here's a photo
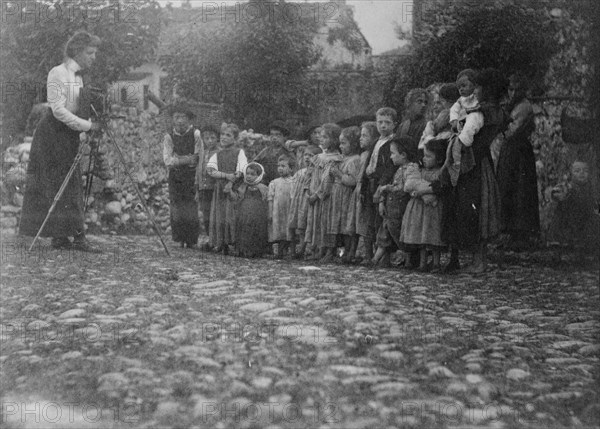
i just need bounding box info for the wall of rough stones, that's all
[531,99,597,236]
[528,4,598,237]
[83,105,172,236]
[0,105,173,237]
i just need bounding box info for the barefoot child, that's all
[321,126,362,263]
[371,137,417,267]
[400,139,448,271]
[268,155,295,258]
[288,146,322,258]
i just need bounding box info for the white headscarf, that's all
[243,162,264,186]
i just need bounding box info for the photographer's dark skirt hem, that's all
[19,109,85,238]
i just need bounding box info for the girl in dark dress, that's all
[206,124,248,254]
[231,163,269,258]
[20,31,102,252]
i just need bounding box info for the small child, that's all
[400,139,448,271]
[254,121,296,184]
[354,122,379,263]
[372,137,418,267]
[419,83,460,150]
[206,123,248,254]
[288,145,323,258]
[321,126,362,263]
[268,155,296,258]
[230,162,269,258]
[309,126,323,149]
[284,125,322,164]
[162,103,202,249]
[305,123,343,260]
[549,160,599,252]
[197,125,220,247]
[446,69,481,186]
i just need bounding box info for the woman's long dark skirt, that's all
[497,127,540,238]
[168,167,200,245]
[19,109,85,238]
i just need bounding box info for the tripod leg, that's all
[28,144,86,252]
[84,137,98,212]
[95,114,170,256]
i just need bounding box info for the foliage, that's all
[0,0,163,147]
[158,0,320,131]
[326,6,367,56]
[383,0,598,238]
[384,3,556,114]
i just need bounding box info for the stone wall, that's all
[0,105,173,237]
[531,99,597,236]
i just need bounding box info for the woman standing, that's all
[20,31,102,252]
[444,68,506,273]
[496,73,540,250]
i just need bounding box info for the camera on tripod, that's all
[80,85,107,121]
[81,85,126,125]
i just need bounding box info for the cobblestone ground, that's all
[1,235,598,429]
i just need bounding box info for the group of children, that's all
[162,102,452,270]
[163,67,598,269]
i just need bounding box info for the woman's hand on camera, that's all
[89,122,102,132]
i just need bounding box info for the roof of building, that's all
[377,45,412,56]
[158,1,371,56]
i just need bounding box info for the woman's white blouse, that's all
[458,111,484,147]
[46,58,92,132]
